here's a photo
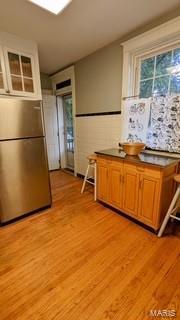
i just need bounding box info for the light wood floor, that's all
[0,170,179,320]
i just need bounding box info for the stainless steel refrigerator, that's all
[0,98,51,223]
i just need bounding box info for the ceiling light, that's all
[28,0,72,15]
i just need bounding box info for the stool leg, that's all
[94,163,97,201]
[158,186,180,237]
[81,164,90,194]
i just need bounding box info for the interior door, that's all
[63,94,74,170]
[43,95,60,171]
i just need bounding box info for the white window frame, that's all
[0,45,8,94]
[121,17,180,99]
[135,43,180,97]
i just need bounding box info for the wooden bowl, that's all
[121,142,145,156]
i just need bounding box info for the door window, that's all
[63,94,74,170]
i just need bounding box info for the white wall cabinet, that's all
[0,32,42,100]
[0,46,8,94]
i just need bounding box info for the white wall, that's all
[76,114,122,175]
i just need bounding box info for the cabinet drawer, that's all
[97,157,112,166]
[124,162,161,178]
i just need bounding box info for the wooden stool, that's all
[158,174,180,237]
[81,154,97,201]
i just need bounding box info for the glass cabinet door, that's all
[6,49,35,96]
[0,60,4,90]
[0,47,8,94]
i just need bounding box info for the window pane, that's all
[0,73,4,89]
[11,76,23,91]
[140,57,155,80]
[170,75,180,94]
[8,53,21,75]
[139,79,153,98]
[173,48,180,65]
[21,56,32,77]
[153,76,169,95]
[155,51,172,76]
[24,78,34,92]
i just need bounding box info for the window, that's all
[137,46,180,98]
[121,17,180,99]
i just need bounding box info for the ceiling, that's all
[0,0,179,74]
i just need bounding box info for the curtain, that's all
[121,98,151,143]
[147,95,180,153]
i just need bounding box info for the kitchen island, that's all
[95,148,179,231]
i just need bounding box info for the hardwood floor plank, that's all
[0,170,179,320]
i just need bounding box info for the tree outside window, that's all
[139,47,180,98]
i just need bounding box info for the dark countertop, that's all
[95,148,180,168]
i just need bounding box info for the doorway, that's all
[63,94,74,170]
[42,94,60,171]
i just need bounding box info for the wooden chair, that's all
[158,174,180,237]
[81,154,97,201]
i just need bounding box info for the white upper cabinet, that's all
[0,46,8,94]
[0,32,42,99]
[5,49,36,97]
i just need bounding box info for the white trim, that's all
[121,17,180,51]
[51,66,77,176]
[0,45,8,94]
[121,17,180,98]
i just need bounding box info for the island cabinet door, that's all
[122,165,139,217]
[137,174,160,228]
[109,164,123,209]
[97,161,109,202]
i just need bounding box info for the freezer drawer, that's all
[0,137,51,222]
[0,99,44,140]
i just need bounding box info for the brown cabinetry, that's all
[109,163,123,209]
[138,174,160,226]
[123,164,139,217]
[97,160,109,202]
[97,156,178,230]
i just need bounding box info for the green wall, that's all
[40,72,52,90]
[75,8,180,115]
